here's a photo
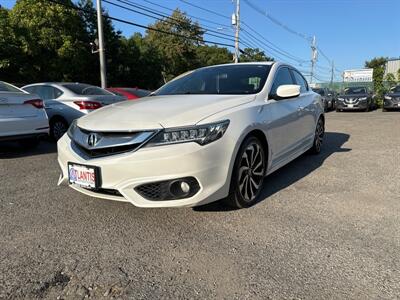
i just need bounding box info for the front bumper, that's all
[57,134,235,207]
[336,101,368,110]
[383,98,400,109]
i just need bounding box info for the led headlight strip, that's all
[147,120,230,146]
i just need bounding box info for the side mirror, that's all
[274,84,301,100]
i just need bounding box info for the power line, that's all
[241,28,308,64]
[241,24,308,63]
[242,0,311,42]
[45,0,235,48]
[178,0,230,20]
[242,0,341,72]
[140,0,229,28]
[104,0,236,43]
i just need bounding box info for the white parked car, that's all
[0,81,48,147]
[57,62,324,208]
[22,83,125,140]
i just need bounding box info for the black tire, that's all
[50,118,68,141]
[309,117,325,155]
[19,138,39,149]
[224,136,266,209]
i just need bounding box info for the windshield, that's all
[312,88,325,96]
[154,64,271,96]
[344,87,367,95]
[390,85,400,93]
[63,83,112,96]
[0,81,23,93]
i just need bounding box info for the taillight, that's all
[73,101,102,110]
[24,99,44,109]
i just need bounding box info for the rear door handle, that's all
[0,98,8,104]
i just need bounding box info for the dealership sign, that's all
[343,69,373,82]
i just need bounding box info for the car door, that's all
[291,69,316,143]
[263,67,304,167]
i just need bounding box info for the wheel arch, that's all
[49,114,69,126]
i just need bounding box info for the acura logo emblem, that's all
[87,133,100,147]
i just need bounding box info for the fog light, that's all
[170,180,192,197]
[180,182,190,194]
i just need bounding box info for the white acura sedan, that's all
[57,62,324,208]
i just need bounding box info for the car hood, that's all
[77,94,256,131]
[387,92,400,97]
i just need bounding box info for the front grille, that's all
[135,177,200,201]
[73,141,141,158]
[71,127,156,159]
[344,98,359,104]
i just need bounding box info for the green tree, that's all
[9,0,90,83]
[240,48,274,62]
[384,73,396,88]
[0,7,23,82]
[195,45,232,66]
[145,9,204,82]
[397,68,400,83]
[365,57,387,107]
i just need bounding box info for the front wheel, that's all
[50,118,68,141]
[224,136,266,209]
[309,117,325,155]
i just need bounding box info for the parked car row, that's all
[0,81,151,146]
[311,87,336,111]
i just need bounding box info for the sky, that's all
[1,0,399,81]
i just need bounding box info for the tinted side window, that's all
[292,70,308,93]
[23,86,37,94]
[270,67,294,96]
[36,86,56,100]
[53,87,63,98]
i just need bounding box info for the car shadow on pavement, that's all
[194,132,351,212]
[0,140,57,159]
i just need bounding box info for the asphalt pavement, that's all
[1,110,399,299]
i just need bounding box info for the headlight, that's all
[147,120,230,146]
[337,97,344,101]
[384,95,392,100]
[359,97,367,101]
[67,120,78,139]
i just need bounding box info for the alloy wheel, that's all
[52,121,68,140]
[238,142,265,202]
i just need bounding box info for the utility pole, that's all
[96,0,107,88]
[330,61,334,88]
[310,35,317,84]
[233,0,240,63]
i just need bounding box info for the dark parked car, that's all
[312,87,334,111]
[336,87,374,112]
[383,85,400,111]
[107,87,151,100]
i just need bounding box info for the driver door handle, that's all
[297,106,304,111]
[0,98,8,104]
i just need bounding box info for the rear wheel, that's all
[309,117,324,154]
[224,136,266,209]
[50,118,68,141]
